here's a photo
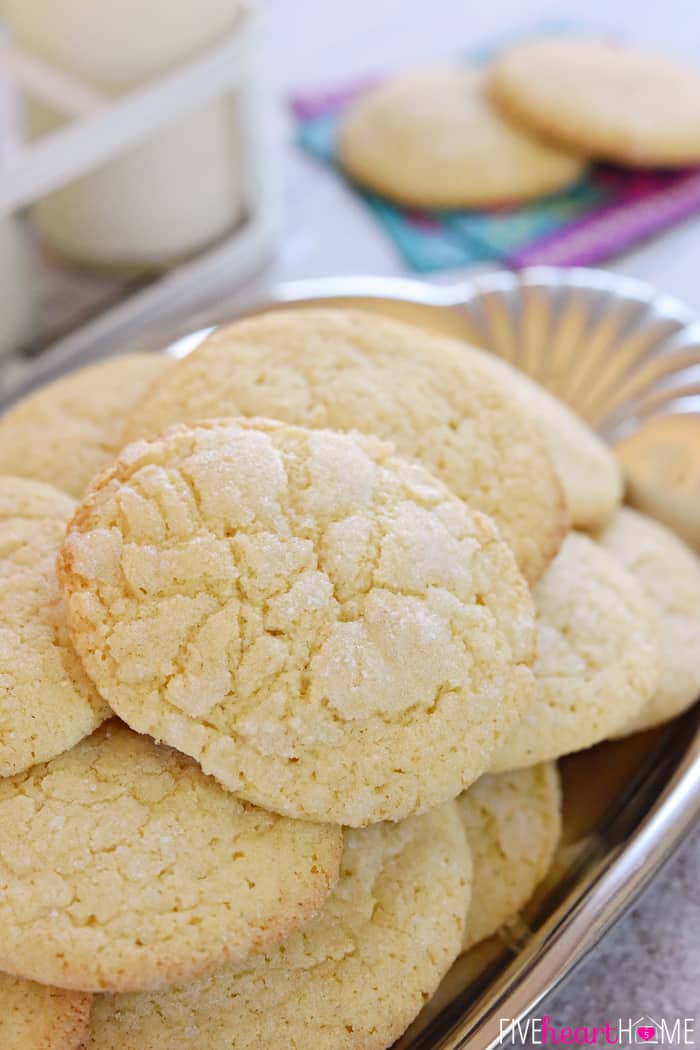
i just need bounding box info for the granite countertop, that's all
[258,0,700,1029]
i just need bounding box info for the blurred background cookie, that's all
[488,37,700,167]
[337,67,585,208]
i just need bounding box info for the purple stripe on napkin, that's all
[290,78,378,121]
[511,170,700,267]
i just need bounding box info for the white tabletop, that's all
[256,0,700,1032]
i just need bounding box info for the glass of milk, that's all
[2,0,249,271]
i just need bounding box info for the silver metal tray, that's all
[1,267,699,1049]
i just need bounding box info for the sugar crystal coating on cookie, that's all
[0,722,343,993]
[86,803,471,1050]
[59,419,536,826]
[0,476,110,777]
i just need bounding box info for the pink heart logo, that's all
[637,1027,656,1042]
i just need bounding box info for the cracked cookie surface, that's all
[86,802,471,1050]
[457,763,561,951]
[122,308,568,584]
[491,532,659,771]
[59,419,536,826]
[0,476,110,776]
[0,721,343,993]
[0,974,91,1050]
[599,508,700,734]
[0,354,169,498]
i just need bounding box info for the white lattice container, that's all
[0,1,275,368]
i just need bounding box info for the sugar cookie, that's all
[457,763,561,951]
[0,974,91,1050]
[598,508,700,733]
[0,722,343,992]
[0,354,168,498]
[469,350,623,530]
[86,803,471,1050]
[492,532,659,770]
[489,37,700,167]
[59,419,536,826]
[0,476,109,776]
[122,308,568,583]
[338,67,584,208]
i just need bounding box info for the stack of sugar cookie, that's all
[338,38,700,209]
[0,308,698,1050]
